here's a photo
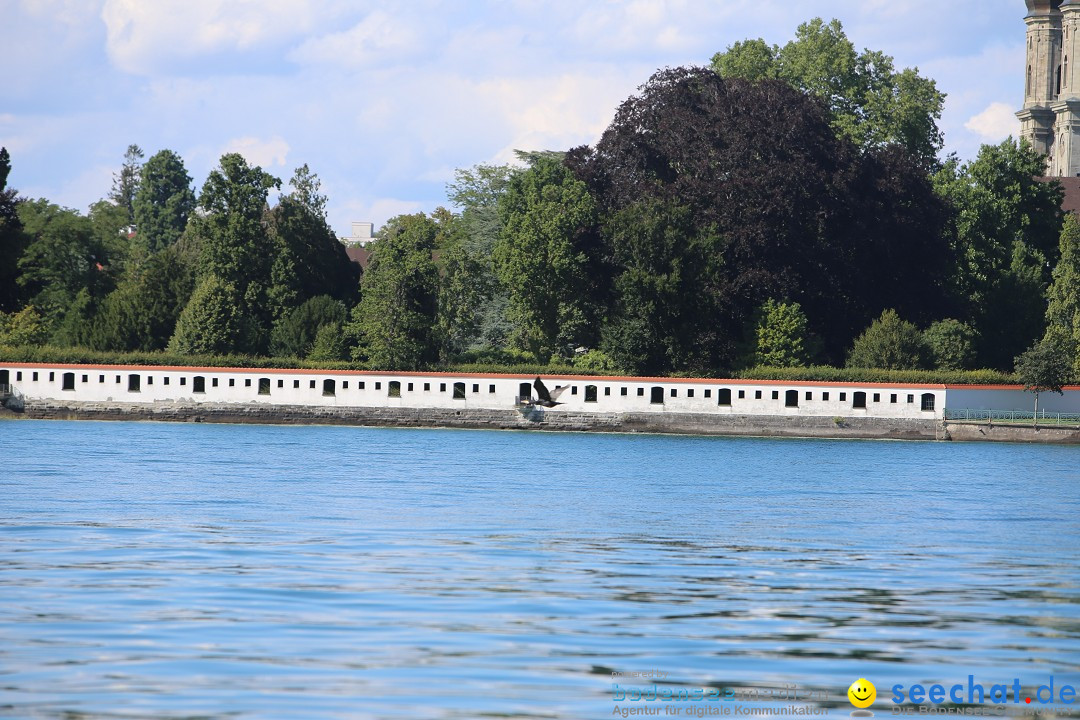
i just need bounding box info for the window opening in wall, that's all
[277,379,284,388]
[907,394,914,404]
[650,386,664,404]
[921,393,936,412]
[147,376,153,385]
[310,380,316,389]
[1,370,8,385]
[890,393,897,403]
[128,374,140,392]
[180,377,186,386]
[771,390,779,400]
[229,378,235,387]
[822,391,829,401]
[670,388,677,398]
[359,382,365,390]
[873,393,880,403]
[62,372,75,391]
[49,372,54,381]
[785,389,799,407]
[519,382,532,402]
[687,389,694,398]
[839,392,846,401]
[585,385,598,402]
[805,391,812,401]
[570,386,577,396]
[704,389,711,398]
[81,374,88,383]
[212,378,218,387]
[424,382,430,391]
[259,378,271,395]
[489,384,496,394]
[853,391,866,409]
[621,387,628,396]
[453,382,466,399]
[99,375,105,383]
[738,390,745,399]
[245,378,251,387]
[293,379,299,389]
[440,383,447,392]
[323,379,336,396]
[637,387,645,397]
[718,388,731,406]
[163,377,169,386]
[193,376,206,393]
[407,382,413,392]
[755,390,762,399]
[604,387,611,396]
[389,381,401,397]
[342,381,348,389]
[472,383,479,393]
[375,382,381,390]
[16,371,22,381]
[32,372,38,381]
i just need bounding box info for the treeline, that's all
[1,18,1079,387]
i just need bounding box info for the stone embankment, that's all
[3,399,947,440]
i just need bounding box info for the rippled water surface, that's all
[1,420,1078,719]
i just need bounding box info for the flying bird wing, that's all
[548,384,571,401]
[533,377,552,403]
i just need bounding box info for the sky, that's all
[1,0,1025,237]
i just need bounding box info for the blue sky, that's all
[1,0,1023,237]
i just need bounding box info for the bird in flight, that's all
[532,377,570,408]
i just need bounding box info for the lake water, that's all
[1,420,1078,719]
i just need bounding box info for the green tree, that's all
[1015,337,1072,424]
[133,149,195,255]
[266,165,360,324]
[433,208,491,361]
[1045,213,1080,378]
[16,200,110,322]
[933,139,1063,368]
[168,275,247,355]
[923,318,978,371]
[187,153,281,354]
[711,18,945,166]
[270,295,347,358]
[751,299,815,367]
[347,213,439,369]
[110,144,144,224]
[495,154,595,363]
[307,322,348,362]
[0,147,28,313]
[0,305,50,346]
[846,309,927,370]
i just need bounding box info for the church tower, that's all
[1019,0,1080,176]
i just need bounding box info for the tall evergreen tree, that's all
[133,149,195,255]
[0,147,27,313]
[109,144,144,224]
[1044,213,1080,377]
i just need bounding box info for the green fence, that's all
[945,408,1080,426]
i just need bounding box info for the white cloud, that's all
[222,136,290,168]
[288,10,424,68]
[964,102,1020,142]
[101,0,330,74]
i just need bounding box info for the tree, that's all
[751,299,815,367]
[568,66,950,368]
[495,153,595,363]
[133,149,195,255]
[1045,213,1080,377]
[266,165,360,324]
[1015,337,1072,425]
[347,213,439,369]
[846,309,927,370]
[433,208,491,361]
[110,144,144,224]
[16,200,111,321]
[933,139,1063,368]
[186,153,281,354]
[269,295,347,358]
[168,275,247,355]
[923,319,978,371]
[0,305,50,346]
[711,18,945,167]
[0,147,27,313]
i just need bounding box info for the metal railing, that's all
[0,383,11,398]
[945,408,1080,426]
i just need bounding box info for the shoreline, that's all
[6,399,1079,443]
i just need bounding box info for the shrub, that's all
[846,309,928,370]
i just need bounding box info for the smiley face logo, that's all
[848,678,876,708]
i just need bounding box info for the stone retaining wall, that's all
[3,400,946,440]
